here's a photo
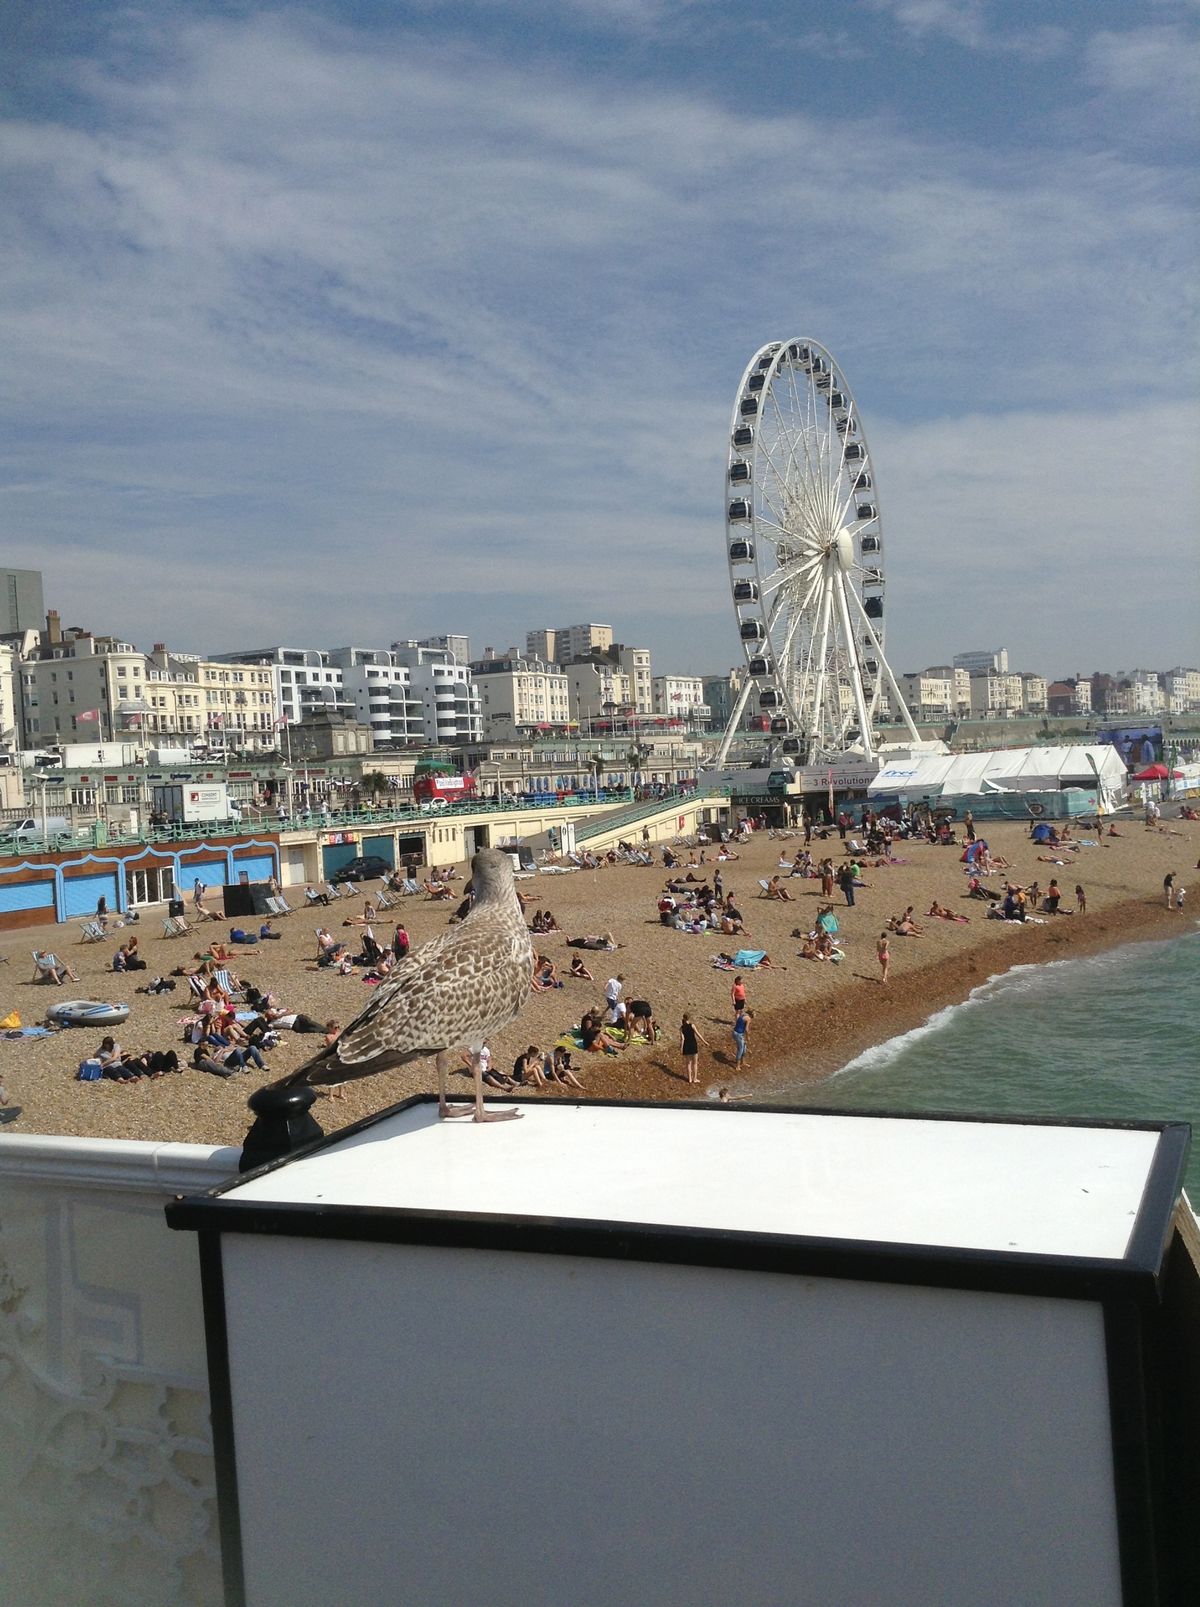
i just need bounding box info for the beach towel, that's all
[732,949,767,968]
[5,1026,52,1039]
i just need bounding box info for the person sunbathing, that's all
[928,901,969,923]
[800,935,819,960]
[568,953,593,981]
[422,880,452,899]
[765,876,794,901]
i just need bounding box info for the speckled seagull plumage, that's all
[278,848,533,1121]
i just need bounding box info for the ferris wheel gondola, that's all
[717,339,920,767]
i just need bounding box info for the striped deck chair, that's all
[162,914,190,938]
[78,920,110,943]
[212,968,245,1001]
[398,878,420,896]
[264,896,289,917]
[187,974,207,1003]
[374,886,397,910]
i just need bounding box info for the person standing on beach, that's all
[679,1013,708,1085]
[731,1006,750,1066]
[837,862,856,907]
[1163,872,1175,908]
[193,878,205,915]
[876,932,890,983]
[963,809,975,844]
[730,974,747,1013]
[1074,884,1086,915]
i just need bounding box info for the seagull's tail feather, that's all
[269,1042,432,1092]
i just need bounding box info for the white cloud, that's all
[1082,24,1200,137]
[866,0,1068,59]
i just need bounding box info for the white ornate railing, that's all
[0,1137,238,1606]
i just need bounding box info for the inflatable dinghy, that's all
[46,1000,131,1029]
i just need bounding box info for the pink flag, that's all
[275,715,289,729]
[76,709,100,723]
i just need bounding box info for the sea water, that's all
[801,923,1200,1202]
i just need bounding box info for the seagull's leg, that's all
[437,1051,473,1118]
[474,1056,521,1123]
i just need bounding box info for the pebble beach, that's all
[0,816,1193,1148]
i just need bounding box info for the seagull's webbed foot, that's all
[473,1105,522,1123]
[439,1101,476,1119]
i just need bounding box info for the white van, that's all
[2,815,72,845]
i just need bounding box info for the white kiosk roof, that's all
[227,1102,1165,1264]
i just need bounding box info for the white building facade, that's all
[471,653,572,739]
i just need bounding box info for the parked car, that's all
[329,855,394,884]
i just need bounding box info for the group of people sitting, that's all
[315,921,409,980]
[657,886,749,937]
[475,1043,585,1092]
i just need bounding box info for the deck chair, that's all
[757,879,773,897]
[374,886,396,910]
[187,974,207,1002]
[398,878,420,896]
[423,882,452,900]
[304,888,326,908]
[162,914,190,938]
[32,951,68,984]
[321,882,344,901]
[78,920,110,943]
[212,968,245,1001]
[264,895,291,917]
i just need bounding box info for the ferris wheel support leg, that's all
[834,575,877,761]
[849,591,923,747]
[714,677,755,768]
[808,578,836,752]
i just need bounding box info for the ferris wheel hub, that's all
[834,528,854,570]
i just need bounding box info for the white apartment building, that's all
[1020,673,1048,715]
[565,659,633,728]
[217,642,481,748]
[651,675,710,725]
[0,642,22,747]
[326,648,424,748]
[391,640,482,746]
[894,670,957,721]
[1112,670,1166,717]
[615,645,654,714]
[213,647,355,731]
[1163,667,1200,713]
[471,653,572,739]
[21,624,150,747]
[143,647,276,751]
[526,623,614,665]
[968,670,1025,718]
[954,648,1009,675]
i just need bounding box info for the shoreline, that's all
[0,816,1194,1145]
[565,891,1190,1105]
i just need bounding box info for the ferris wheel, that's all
[716,339,920,766]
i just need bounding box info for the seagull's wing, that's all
[281,915,533,1087]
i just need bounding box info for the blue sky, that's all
[3,0,1197,680]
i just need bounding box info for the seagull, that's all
[274,847,533,1122]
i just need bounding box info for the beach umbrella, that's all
[1131,763,1180,781]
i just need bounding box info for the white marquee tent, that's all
[868,745,1128,812]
